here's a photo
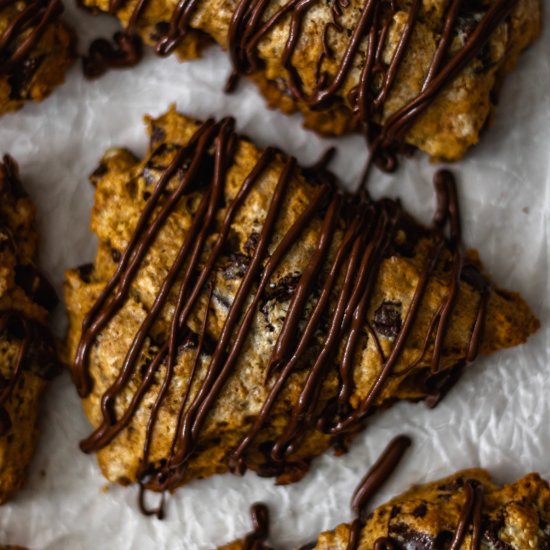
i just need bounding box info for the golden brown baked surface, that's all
[0,155,59,504]
[64,108,538,504]
[0,0,76,116]
[312,470,550,549]
[80,0,541,162]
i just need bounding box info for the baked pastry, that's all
[0,0,76,116]
[65,108,538,515]
[80,0,541,163]
[0,155,59,503]
[219,437,550,549]
[313,469,550,549]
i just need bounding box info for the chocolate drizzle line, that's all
[449,479,484,550]
[73,118,489,517]
[242,503,272,550]
[0,0,64,74]
[82,0,517,170]
[347,435,411,550]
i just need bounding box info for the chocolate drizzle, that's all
[242,503,272,550]
[82,0,517,168]
[347,435,411,550]
[0,0,64,75]
[449,479,484,550]
[73,118,489,516]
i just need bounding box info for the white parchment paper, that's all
[0,4,548,548]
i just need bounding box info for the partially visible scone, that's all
[313,470,550,549]
[65,109,538,507]
[0,155,59,503]
[79,0,541,162]
[0,0,76,116]
[218,470,550,549]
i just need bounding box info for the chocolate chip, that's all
[374,301,402,338]
[178,330,199,351]
[25,324,60,380]
[221,253,250,280]
[412,503,427,518]
[149,21,170,42]
[460,263,487,292]
[243,232,260,256]
[389,522,437,550]
[264,275,301,304]
[390,505,402,518]
[15,265,58,311]
[150,124,167,146]
[0,155,27,199]
[111,248,122,263]
[8,55,45,100]
[77,263,94,283]
[437,477,465,493]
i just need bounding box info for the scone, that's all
[79,0,541,163]
[0,0,76,116]
[311,469,550,549]
[220,468,550,549]
[0,155,60,504]
[220,437,550,549]
[65,108,538,514]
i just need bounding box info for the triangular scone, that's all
[78,0,541,161]
[311,470,550,549]
[65,109,538,502]
[0,156,59,503]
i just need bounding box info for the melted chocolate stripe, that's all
[243,503,271,550]
[75,118,488,515]
[449,480,485,550]
[347,434,411,550]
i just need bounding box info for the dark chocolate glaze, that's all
[73,118,489,517]
[449,479,484,550]
[347,435,411,550]
[82,0,517,168]
[0,0,64,75]
[243,503,272,550]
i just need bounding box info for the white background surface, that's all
[0,3,548,549]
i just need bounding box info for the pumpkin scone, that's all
[310,469,550,549]
[0,155,60,504]
[65,108,538,514]
[221,438,550,549]
[0,0,76,116]
[80,0,541,163]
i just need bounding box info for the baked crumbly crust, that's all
[312,470,550,549]
[0,0,76,116]
[79,0,541,162]
[64,108,538,499]
[0,156,59,504]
